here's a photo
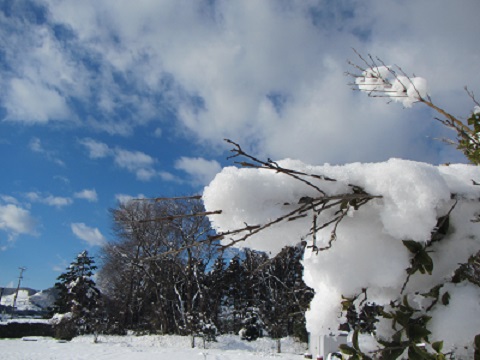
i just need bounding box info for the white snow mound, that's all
[203,158,480,355]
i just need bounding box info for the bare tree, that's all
[99,197,218,335]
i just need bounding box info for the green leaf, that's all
[475,334,480,350]
[381,309,394,319]
[339,344,357,356]
[352,329,360,351]
[408,263,421,275]
[395,311,411,327]
[418,265,426,274]
[417,250,434,275]
[403,240,423,253]
[441,291,450,306]
[341,294,355,301]
[419,315,432,325]
[341,300,352,311]
[392,331,403,344]
[341,295,354,311]
[408,346,425,360]
[407,324,431,342]
[432,340,443,353]
[408,344,433,360]
[422,284,442,299]
[382,347,405,359]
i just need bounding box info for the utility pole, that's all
[11,267,26,319]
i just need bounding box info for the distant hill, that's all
[0,287,58,317]
[1,287,41,296]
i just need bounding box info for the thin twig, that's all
[139,210,223,223]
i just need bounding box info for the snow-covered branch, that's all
[348,50,480,166]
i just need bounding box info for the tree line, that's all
[51,198,313,342]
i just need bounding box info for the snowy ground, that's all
[0,334,307,360]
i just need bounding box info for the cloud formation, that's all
[2,1,479,165]
[25,192,73,208]
[78,138,112,159]
[29,137,64,166]
[71,222,106,247]
[74,189,98,202]
[113,148,157,181]
[175,157,222,186]
[6,77,70,123]
[79,138,159,181]
[0,202,37,244]
[0,0,478,291]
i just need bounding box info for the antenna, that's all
[11,267,26,318]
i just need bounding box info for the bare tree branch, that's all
[138,210,223,224]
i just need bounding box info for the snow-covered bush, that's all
[51,312,76,340]
[204,155,480,357]
[203,57,480,358]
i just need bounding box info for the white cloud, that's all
[115,193,146,204]
[1,195,20,206]
[71,222,106,247]
[113,148,157,181]
[25,192,73,208]
[0,13,87,125]
[2,1,479,165]
[74,189,98,202]
[24,192,41,202]
[79,137,159,181]
[79,138,112,159]
[5,77,70,123]
[29,137,43,152]
[175,157,222,186]
[159,171,176,182]
[43,196,72,208]
[29,137,64,166]
[0,204,37,238]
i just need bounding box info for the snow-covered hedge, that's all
[0,321,54,338]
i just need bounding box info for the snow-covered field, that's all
[0,334,306,360]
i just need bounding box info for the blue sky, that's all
[1,0,479,290]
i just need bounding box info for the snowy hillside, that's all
[0,288,56,313]
[29,288,58,310]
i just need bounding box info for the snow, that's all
[0,334,306,360]
[354,66,428,107]
[203,158,480,356]
[0,289,42,312]
[429,282,480,357]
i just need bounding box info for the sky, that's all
[0,0,479,291]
